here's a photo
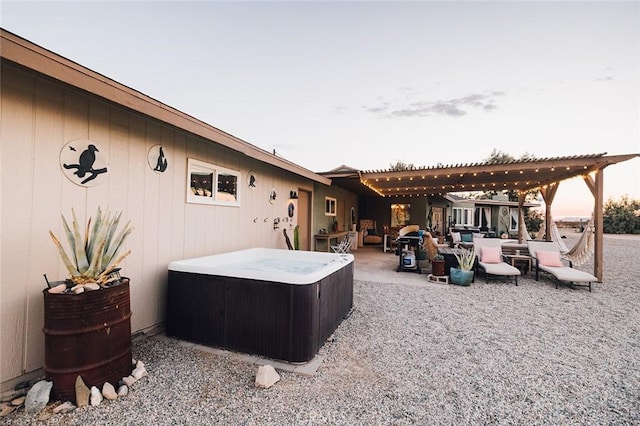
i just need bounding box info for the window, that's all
[452,207,474,226]
[187,158,240,206]
[325,197,336,216]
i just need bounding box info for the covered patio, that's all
[328,153,639,281]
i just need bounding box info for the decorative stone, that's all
[90,386,103,406]
[102,382,117,400]
[255,364,281,389]
[37,411,52,421]
[53,401,76,414]
[11,396,25,406]
[75,376,90,407]
[132,366,147,380]
[117,385,128,397]
[122,375,136,386]
[48,283,67,294]
[135,360,145,369]
[0,403,17,417]
[73,286,85,294]
[1,387,27,403]
[84,283,100,291]
[25,380,53,413]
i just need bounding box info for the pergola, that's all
[328,153,639,281]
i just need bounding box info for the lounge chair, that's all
[527,241,597,292]
[359,219,383,245]
[473,238,521,285]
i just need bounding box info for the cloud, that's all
[364,91,504,118]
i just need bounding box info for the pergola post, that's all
[583,171,604,281]
[540,184,559,241]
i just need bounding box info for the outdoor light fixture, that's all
[289,191,298,199]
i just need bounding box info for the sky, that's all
[2,1,639,217]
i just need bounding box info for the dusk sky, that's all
[2,1,638,217]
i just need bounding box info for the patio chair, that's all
[527,240,597,292]
[473,238,520,285]
[331,234,353,253]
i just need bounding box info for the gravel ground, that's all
[5,234,640,425]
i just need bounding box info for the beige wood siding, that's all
[0,63,314,384]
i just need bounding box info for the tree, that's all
[603,196,640,234]
[389,160,416,171]
[476,149,539,202]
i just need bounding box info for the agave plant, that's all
[454,248,476,271]
[49,207,133,286]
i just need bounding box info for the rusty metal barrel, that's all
[43,279,132,401]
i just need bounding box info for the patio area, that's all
[6,234,640,425]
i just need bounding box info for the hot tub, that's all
[166,248,354,363]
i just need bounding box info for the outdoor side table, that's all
[506,254,532,276]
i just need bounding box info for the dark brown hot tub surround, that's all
[166,248,354,363]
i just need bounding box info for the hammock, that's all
[537,216,594,266]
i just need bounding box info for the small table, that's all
[506,254,532,276]
[314,231,347,252]
[383,233,397,253]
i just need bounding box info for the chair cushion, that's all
[481,247,502,264]
[451,232,461,243]
[537,250,563,267]
[461,233,474,243]
[480,261,520,276]
[537,265,596,282]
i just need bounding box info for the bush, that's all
[603,196,640,234]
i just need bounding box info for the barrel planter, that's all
[43,279,133,401]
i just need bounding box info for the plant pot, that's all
[450,267,474,286]
[416,249,427,261]
[432,260,446,276]
[43,279,133,401]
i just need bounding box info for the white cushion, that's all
[480,261,521,276]
[537,265,596,282]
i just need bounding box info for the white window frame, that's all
[186,158,240,207]
[452,207,474,226]
[325,196,337,216]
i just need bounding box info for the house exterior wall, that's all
[312,183,358,248]
[0,62,318,385]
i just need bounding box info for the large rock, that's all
[255,365,280,389]
[75,376,90,407]
[53,401,76,414]
[25,380,52,413]
[102,382,117,400]
[90,386,103,406]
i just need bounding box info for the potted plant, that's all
[416,245,427,261]
[451,248,476,286]
[44,207,134,401]
[431,254,446,276]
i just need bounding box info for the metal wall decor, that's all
[60,140,108,187]
[269,189,277,204]
[247,171,257,189]
[148,144,169,173]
